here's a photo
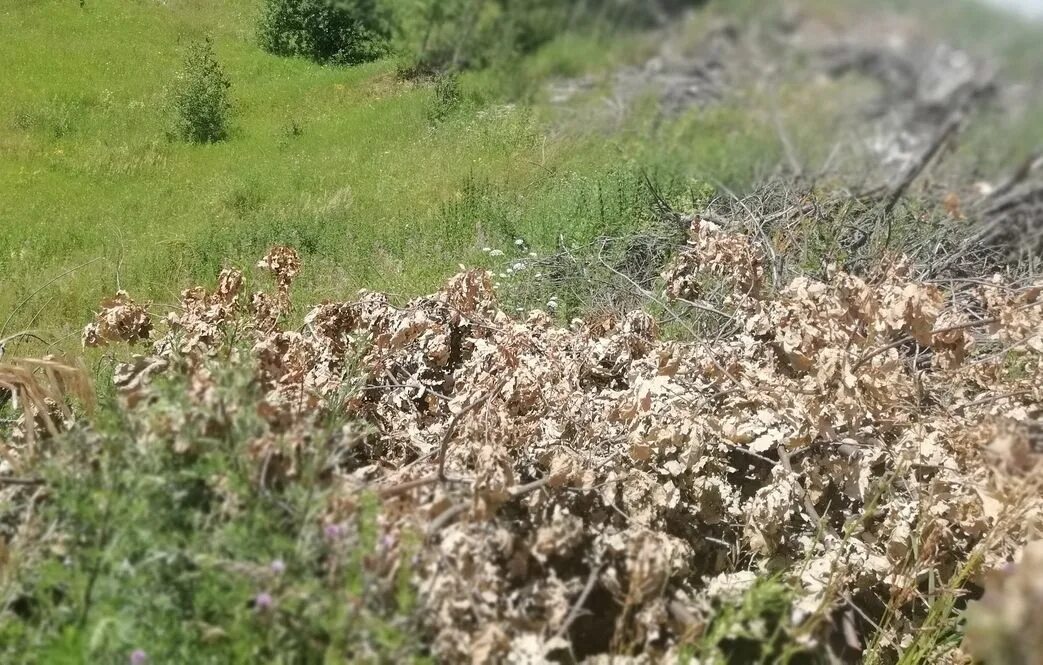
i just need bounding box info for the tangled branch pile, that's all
[83,231,1043,662]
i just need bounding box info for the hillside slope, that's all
[2,1,1043,663]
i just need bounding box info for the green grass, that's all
[0,356,429,664]
[0,0,785,354]
[4,0,1042,358]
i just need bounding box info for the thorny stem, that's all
[776,444,837,538]
[0,331,51,359]
[848,306,1043,371]
[78,497,114,628]
[436,377,508,481]
[553,561,604,641]
[0,476,45,486]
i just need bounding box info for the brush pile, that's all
[81,227,1043,662]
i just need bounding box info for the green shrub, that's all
[399,0,566,74]
[169,38,232,143]
[397,0,703,76]
[258,0,393,65]
[427,73,462,122]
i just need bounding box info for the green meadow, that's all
[0,0,784,354]
[5,0,1038,351]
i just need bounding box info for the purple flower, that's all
[129,650,148,665]
[324,523,346,541]
[255,591,274,611]
[380,534,395,551]
[270,559,286,575]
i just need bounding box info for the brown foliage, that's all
[84,237,1043,661]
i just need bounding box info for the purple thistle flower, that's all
[270,559,286,575]
[324,523,345,541]
[129,650,148,665]
[255,591,275,611]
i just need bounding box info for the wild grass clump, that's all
[426,73,462,123]
[168,37,232,144]
[258,0,393,65]
[0,340,426,663]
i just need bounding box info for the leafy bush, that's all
[398,0,565,74]
[397,0,704,76]
[169,38,232,143]
[426,73,462,122]
[258,0,393,65]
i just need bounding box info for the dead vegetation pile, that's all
[0,355,92,465]
[75,235,1043,663]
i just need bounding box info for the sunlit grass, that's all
[0,0,781,352]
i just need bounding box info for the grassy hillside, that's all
[0,0,782,353]
[3,1,1043,663]
[5,0,1039,350]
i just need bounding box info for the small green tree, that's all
[170,38,232,143]
[258,0,393,65]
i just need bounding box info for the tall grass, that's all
[0,0,780,354]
